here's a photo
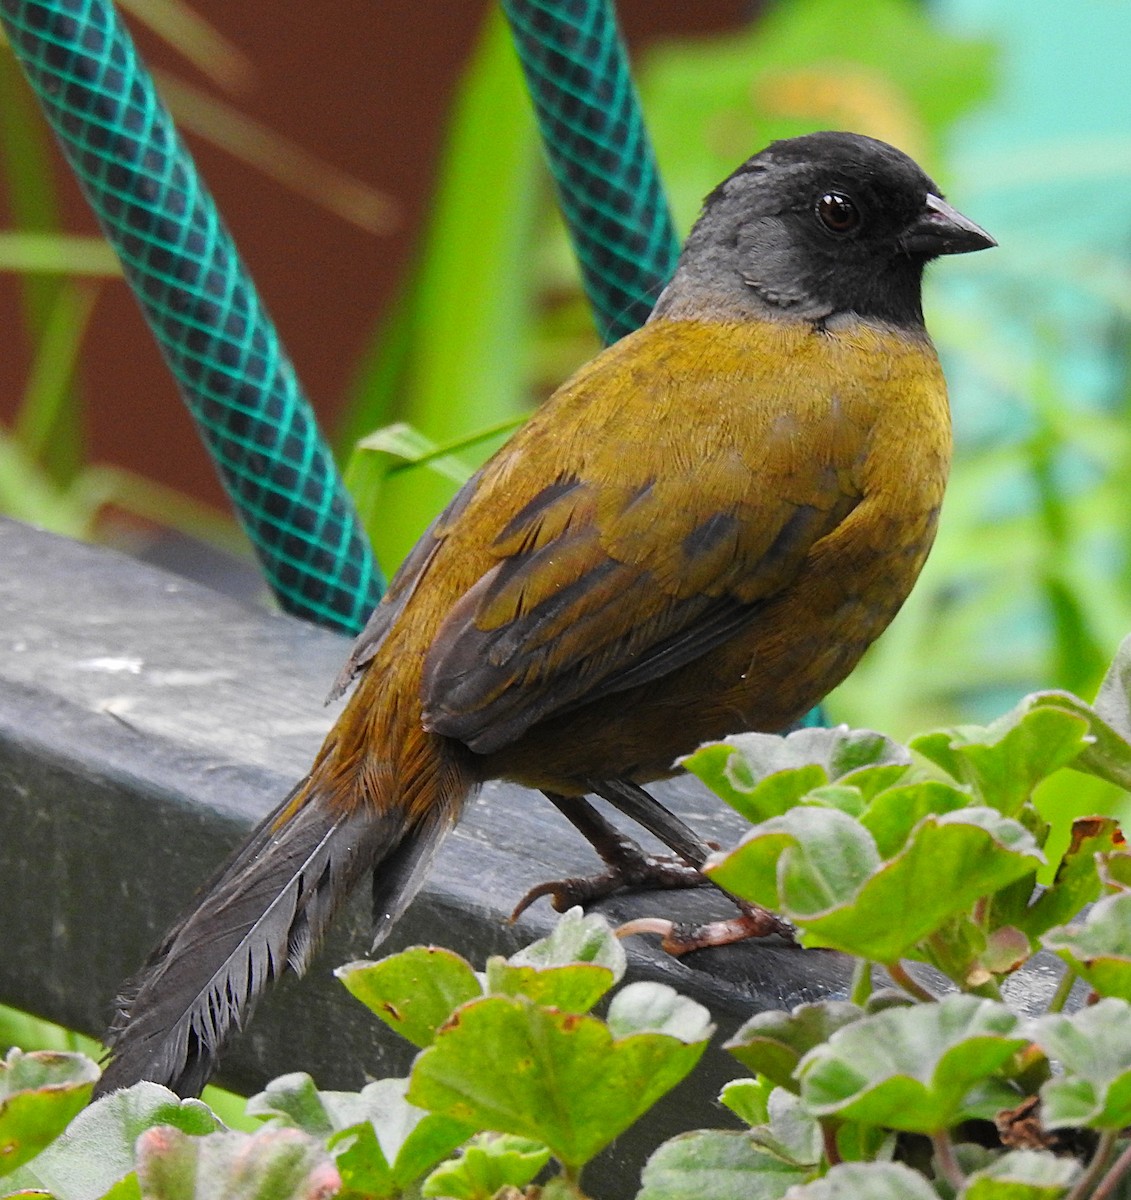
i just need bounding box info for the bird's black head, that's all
[657,131,994,330]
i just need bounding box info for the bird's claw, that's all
[510,851,713,924]
[618,903,794,955]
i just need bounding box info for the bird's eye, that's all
[816,192,860,234]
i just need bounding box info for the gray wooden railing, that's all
[0,516,866,1195]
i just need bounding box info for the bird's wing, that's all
[328,472,484,701]
[419,320,871,754]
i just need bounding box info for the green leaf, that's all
[0,1049,98,1177]
[717,1078,773,1127]
[635,1129,809,1200]
[484,959,616,1015]
[134,1125,338,1200]
[3,1081,218,1199]
[1090,633,1131,749]
[796,995,1026,1133]
[725,1002,864,1093]
[705,807,879,915]
[485,908,625,1013]
[247,1073,336,1137]
[910,703,1092,816]
[1013,817,1120,939]
[858,780,970,859]
[247,1072,474,1197]
[508,908,626,975]
[407,993,710,1170]
[709,808,1042,961]
[421,1132,550,1200]
[1022,690,1131,795]
[1034,999,1131,1130]
[963,1149,1079,1199]
[681,748,828,823]
[1043,892,1131,1000]
[336,946,482,1048]
[605,983,713,1041]
[1099,851,1131,892]
[746,1088,822,1168]
[771,1160,940,1199]
[682,727,910,822]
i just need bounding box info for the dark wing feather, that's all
[422,456,858,754]
[328,470,484,701]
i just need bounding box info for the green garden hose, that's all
[0,0,383,635]
[502,0,680,346]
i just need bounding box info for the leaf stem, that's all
[849,957,872,1006]
[561,1162,591,1199]
[1067,1129,1119,1200]
[931,1130,966,1192]
[1047,963,1079,1014]
[821,1120,843,1166]
[1092,1137,1131,1200]
[888,960,938,1003]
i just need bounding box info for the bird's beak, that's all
[903,194,996,256]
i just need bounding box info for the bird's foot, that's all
[617,902,794,955]
[510,835,713,922]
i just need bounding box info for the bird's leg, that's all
[511,782,792,949]
[510,791,712,921]
[591,778,793,947]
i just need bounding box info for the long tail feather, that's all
[95,771,456,1098]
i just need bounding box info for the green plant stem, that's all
[887,961,937,1003]
[1067,1129,1119,1200]
[1092,1138,1131,1200]
[931,1130,966,1192]
[562,1162,591,1199]
[969,975,1004,1001]
[849,957,872,1006]
[1047,964,1079,1014]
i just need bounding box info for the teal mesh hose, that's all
[0,0,383,634]
[502,0,679,345]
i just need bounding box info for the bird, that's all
[94,131,994,1098]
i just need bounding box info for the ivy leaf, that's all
[247,1073,474,1197]
[963,1148,1079,1198]
[336,946,482,1047]
[407,992,710,1170]
[709,807,1042,961]
[1034,999,1131,1130]
[1043,892,1131,1000]
[134,1125,338,1200]
[725,1002,864,1093]
[0,1049,98,1177]
[796,995,1026,1133]
[421,1132,550,1200]
[2,1081,218,1198]
[910,703,1092,816]
[635,1129,809,1200]
[485,909,624,1013]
